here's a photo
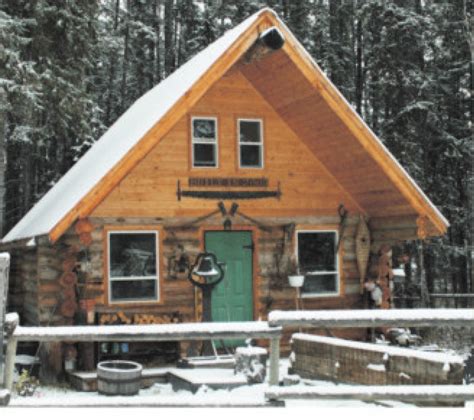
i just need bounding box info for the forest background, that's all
[0,0,472,307]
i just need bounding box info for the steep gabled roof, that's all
[2,8,448,244]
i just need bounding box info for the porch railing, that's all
[266,308,474,404]
[1,308,474,406]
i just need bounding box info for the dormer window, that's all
[238,119,263,168]
[191,117,218,168]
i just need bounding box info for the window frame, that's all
[237,118,264,169]
[295,229,341,298]
[106,228,161,305]
[191,116,219,169]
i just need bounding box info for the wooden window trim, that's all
[191,116,219,169]
[104,225,163,306]
[295,226,343,299]
[237,118,264,169]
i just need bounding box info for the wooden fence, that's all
[1,307,474,406]
[2,316,282,392]
[266,309,474,404]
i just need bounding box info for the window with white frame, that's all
[238,119,263,168]
[108,231,159,303]
[191,117,218,168]
[296,230,339,296]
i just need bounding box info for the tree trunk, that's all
[417,240,431,308]
[164,0,175,75]
[0,88,6,238]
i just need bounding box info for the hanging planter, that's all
[288,275,305,288]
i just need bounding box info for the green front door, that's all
[205,231,254,326]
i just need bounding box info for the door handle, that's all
[242,243,254,251]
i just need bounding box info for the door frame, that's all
[199,225,261,321]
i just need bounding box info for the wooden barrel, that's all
[97,360,143,396]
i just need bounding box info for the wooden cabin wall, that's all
[25,213,365,355]
[91,68,362,219]
[7,247,38,325]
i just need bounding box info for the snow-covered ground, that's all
[8,359,417,408]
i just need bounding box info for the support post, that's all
[0,253,10,386]
[269,337,280,386]
[4,313,19,390]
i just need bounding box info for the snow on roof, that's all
[2,9,267,243]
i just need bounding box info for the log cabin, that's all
[1,8,448,380]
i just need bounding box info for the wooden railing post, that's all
[0,252,10,387]
[4,313,19,391]
[269,336,280,386]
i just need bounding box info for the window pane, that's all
[193,119,215,140]
[110,233,157,278]
[239,121,261,143]
[194,143,216,167]
[302,274,337,294]
[297,232,336,272]
[240,145,261,167]
[111,279,157,301]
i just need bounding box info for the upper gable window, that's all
[191,117,218,168]
[238,119,263,168]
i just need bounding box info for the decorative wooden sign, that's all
[177,179,281,201]
[188,177,269,188]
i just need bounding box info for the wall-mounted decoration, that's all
[167,244,190,280]
[355,215,371,293]
[177,180,281,200]
[177,180,281,201]
[188,177,269,188]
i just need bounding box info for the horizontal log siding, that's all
[8,247,38,325]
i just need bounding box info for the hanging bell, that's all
[193,254,219,277]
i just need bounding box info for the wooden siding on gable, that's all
[240,50,418,219]
[92,69,361,219]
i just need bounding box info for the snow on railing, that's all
[265,384,474,403]
[268,308,474,328]
[2,308,474,407]
[2,316,282,392]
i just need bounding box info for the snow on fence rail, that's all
[268,309,474,328]
[2,308,474,407]
[265,385,474,403]
[2,314,282,392]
